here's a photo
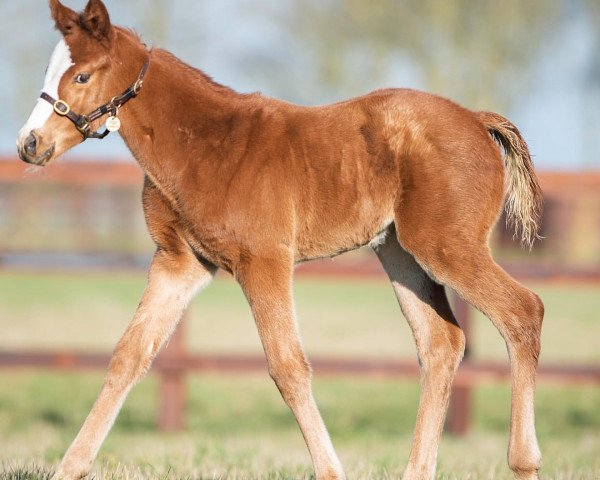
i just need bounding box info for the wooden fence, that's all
[0,158,599,434]
[1,261,599,434]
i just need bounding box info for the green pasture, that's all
[1,373,599,479]
[1,271,599,363]
[0,271,599,479]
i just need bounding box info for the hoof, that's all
[514,472,539,480]
[51,464,90,480]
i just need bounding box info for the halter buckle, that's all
[76,122,91,136]
[133,79,143,95]
[53,100,71,116]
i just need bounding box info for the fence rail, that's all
[1,332,600,434]
[1,262,599,433]
[2,350,600,384]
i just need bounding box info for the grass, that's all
[1,272,599,363]
[0,271,599,478]
[1,372,599,479]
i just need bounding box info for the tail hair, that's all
[477,111,543,248]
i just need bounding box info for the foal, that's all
[17,1,544,479]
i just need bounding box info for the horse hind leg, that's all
[374,229,465,480]
[396,223,543,480]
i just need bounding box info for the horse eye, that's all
[75,73,91,84]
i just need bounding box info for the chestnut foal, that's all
[17,1,544,479]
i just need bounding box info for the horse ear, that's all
[81,0,112,42]
[49,0,79,36]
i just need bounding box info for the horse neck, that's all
[113,34,241,191]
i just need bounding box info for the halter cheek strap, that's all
[40,59,149,140]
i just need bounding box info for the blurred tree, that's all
[285,0,561,112]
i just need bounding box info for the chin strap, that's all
[40,59,150,140]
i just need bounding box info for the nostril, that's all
[24,133,37,156]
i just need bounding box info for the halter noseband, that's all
[40,59,150,140]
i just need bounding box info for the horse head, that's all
[17,0,138,166]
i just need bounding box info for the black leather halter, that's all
[40,60,150,140]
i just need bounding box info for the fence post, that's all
[157,312,187,432]
[446,293,472,435]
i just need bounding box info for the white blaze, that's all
[18,39,74,144]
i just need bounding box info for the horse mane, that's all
[116,26,143,44]
[113,26,247,99]
[152,48,242,96]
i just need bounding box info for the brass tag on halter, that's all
[106,116,121,132]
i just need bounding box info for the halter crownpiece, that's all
[40,59,150,140]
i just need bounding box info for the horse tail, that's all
[477,111,543,248]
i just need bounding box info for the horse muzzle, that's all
[17,132,55,166]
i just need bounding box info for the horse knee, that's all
[106,336,157,390]
[268,355,312,404]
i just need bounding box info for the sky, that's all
[0,0,598,171]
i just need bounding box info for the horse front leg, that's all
[236,251,345,480]
[52,249,215,480]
